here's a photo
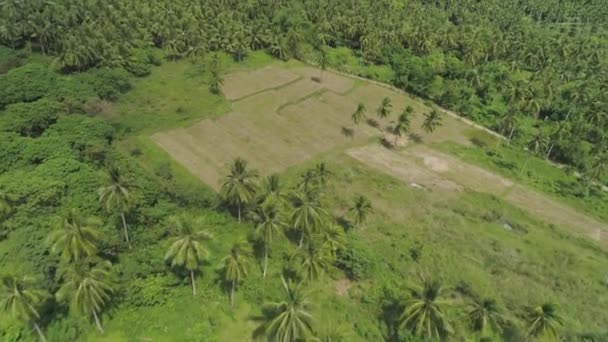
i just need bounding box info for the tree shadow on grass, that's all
[379,297,403,342]
[366,118,379,128]
[408,132,423,144]
[336,216,354,232]
[341,126,355,139]
[379,137,393,149]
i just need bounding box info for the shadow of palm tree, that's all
[341,126,355,138]
[408,132,423,143]
[366,118,379,128]
[379,137,393,149]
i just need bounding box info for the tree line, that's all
[1,0,607,184]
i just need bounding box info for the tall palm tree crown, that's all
[289,190,327,246]
[98,167,131,243]
[352,103,367,125]
[0,275,49,341]
[467,297,505,335]
[47,209,103,262]
[56,261,115,333]
[221,157,259,222]
[377,97,392,119]
[250,202,286,278]
[221,241,252,307]
[422,109,443,134]
[253,277,315,342]
[296,238,333,282]
[348,195,372,227]
[399,278,453,339]
[526,303,563,338]
[164,215,212,296]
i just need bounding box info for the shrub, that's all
[87,68,132,101]
[0,99,64,137]
[0,63,56,108]
[125,274,175,307]
[125,49,153,77]
[336,237,373,280]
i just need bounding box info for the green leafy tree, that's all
[348,195,372,227]
[253,277,315,341]
[98,167,132,244]
[0,275,49,342]
[250,202,286,278]
[377,97,392,119]
[221,241,252,307]
[526,303,564,339]
[164,215,212,295]
[399,278,453,339]
[47,209,104,262]
[351,103,367,125]
[56,261,115,334]
[221,157,259,222]
[422,109,443,134]
[467,297,505,336]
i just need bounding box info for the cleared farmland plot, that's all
[151,65,448,189]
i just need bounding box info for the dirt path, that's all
[347,144,608,247]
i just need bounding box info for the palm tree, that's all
[351,103,367,125]
[47,209,104,262]
[257,174,286,206]
[520,132,546,176]
[221,241,252,307]
[500,109,519,143]
[299,169,318,194]
[290,190,327,247]
[221,157,259,222]
[56,261,115,334]
[0,275,49,342]
[377,97,392,120]
[589,152,608,184]
[316,45,329,81]
[318,224,346,257]
[164,215,212,295]
[393,111,413,145]
[467,297,505,336]
[253,277,315,341]
[296,239,334,282]
[314,162,333,188]
[399,278,453,339]
[422,109,443,134]
[209,53,223,94]
[526,303,563,338]
[250,202,286,278]
[348,195,372,227]
[98,167,131,244]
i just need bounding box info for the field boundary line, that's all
[229,76,304,102]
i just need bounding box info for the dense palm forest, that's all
[2,0,607,178]
[1,0,608,341]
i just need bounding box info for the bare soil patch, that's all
[334,278,353,296]
[222,66,300,100]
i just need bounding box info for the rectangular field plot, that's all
[222,66,300,100]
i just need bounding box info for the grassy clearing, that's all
[435,135,608,223]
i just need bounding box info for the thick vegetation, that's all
[1,1,608,341]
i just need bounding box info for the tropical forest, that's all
[0,0,607,341]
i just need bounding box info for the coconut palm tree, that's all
[589,151,608,184]
[56,261,115,334]
[98,167,131,244]
[250,202,286,278]
[393,111,413,145]
[318,224,346,257]
[348,195,372,227]
[314,162,333,188]
[221,241,252,307]
[316,45,329,81]
[526,303,563,338]
[257,174,286,206]
[209,53,223,94]
[47,209,104,262]
[296,238,334,282]
[0,191,11,219]
[164,215,212,295]
[253,277,315,341]
[298,169,318,194]
[467,297,505,336]
[221,157,259,222]
[399,278,453,339]
[0,275,49,342]
[422,109,443,134]
[351,103,367,125]
[289,190,327,247]
[377,97,392,120]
